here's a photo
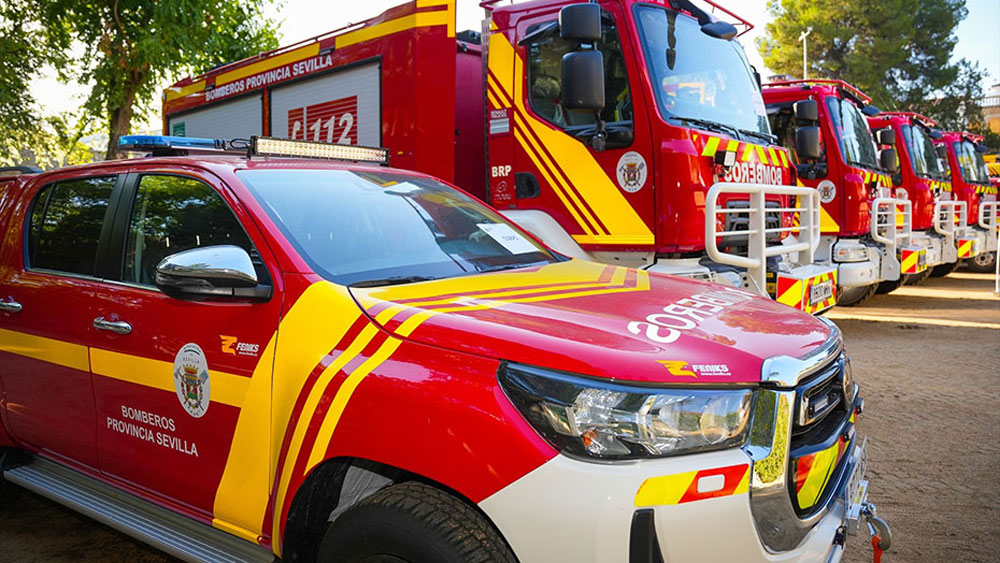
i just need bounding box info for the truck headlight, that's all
[834,243,869,263]
[499,363,753,460]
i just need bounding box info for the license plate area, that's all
[845,437,869,535]
[810,280,834,305]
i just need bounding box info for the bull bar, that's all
[870,198,912,282]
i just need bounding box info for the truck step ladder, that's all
[3,456,274,563]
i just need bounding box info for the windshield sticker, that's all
[818,180,837,204]
[616,151,648,193]
[477,223,538,255]
[174,343,211,418]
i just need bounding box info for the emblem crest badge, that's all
[616,151,647,193]
[173,343,211,418]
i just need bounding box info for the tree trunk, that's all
[104,72,143,160]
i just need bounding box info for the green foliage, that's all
[757,0,986,132]
[38,0,280,158]
[0,113,97,170]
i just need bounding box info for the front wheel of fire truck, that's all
[964,251,997,273]
[875,278,904,295]
[837,283,878,306]
[930,260,961,277]
[317,481,517,563]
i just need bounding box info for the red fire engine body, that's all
[761,80,918,305]
[933,131,998,270]
[162,0,838,313]
[865,112,967,278]
[0,134,887,562]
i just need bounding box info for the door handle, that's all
[0,301,22,314]
[93,316,132,335]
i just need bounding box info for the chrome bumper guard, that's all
[870,198,912,282]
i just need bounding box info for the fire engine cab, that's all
[162,0,838,314]
[933,131,998,273]
[0,135,890,562]
[762,80,916,306]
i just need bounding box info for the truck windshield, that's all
[633,5,770,138]
[825,96,878,170]
[952,140,990,184]
[901,124,946,179]
[238,169,559,286]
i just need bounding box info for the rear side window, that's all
[123,175,254,286]
[28,176,116,276]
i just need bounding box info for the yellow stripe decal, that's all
[216,44,319,86]
[726,139,739,152]
[0,328,89,372]
[165,80,206,102]
[90,348,249,408]
[702,136,720,157]
[336,9,451,49]
[635,470,696,506]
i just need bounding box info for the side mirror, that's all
[879,148,898,173]
[877,128,895,146]
[794,100,818,123]
[561,51,605,110]
[155,245,271,300]
[559,3,601,43]
[796,126,821,161]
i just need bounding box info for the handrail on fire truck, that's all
[870,198,912,282]
[705,183,820,297]
[979,201,999,252]
[933,200,966,264]
[762,79,872,104]
[880,112,937,128]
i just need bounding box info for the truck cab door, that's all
[89,171,281,538]
[488,4,656,252]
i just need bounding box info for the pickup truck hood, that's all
[350,260,832,384]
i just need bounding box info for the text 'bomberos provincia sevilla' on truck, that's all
[161,0,840,314]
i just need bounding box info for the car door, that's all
[90,170,281,525]
[0,173,122,470]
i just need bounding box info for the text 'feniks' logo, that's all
[220,335,260,358]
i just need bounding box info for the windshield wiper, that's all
[669,116,741,140]
[738,128,778,145]
[349,275,439,288]
[475,261,550,274]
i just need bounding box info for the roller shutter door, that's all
[269,62,380,146]
[167,94,262,139]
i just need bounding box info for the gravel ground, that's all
[0,272,997,563]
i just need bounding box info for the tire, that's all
[964,251,996,273]
[317,481,517,563]
[875,277,904,294]
[837,284,877,307]
[903,269,931,286]
[930,260,960,277]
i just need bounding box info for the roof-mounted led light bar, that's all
[251,136,389,165]
[118,135,390,165]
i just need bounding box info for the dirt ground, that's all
[0,272,997,563]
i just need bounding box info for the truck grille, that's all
[723,200,783,246]
[788,352,855,517]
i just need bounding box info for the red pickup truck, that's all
[0,135,888,562]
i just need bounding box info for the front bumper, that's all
[479,447,852,563]
[907,232,943,269]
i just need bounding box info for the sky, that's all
[28,0,1000,131]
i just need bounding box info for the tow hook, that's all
[861,502,892,562]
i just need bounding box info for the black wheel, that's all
[930,260,960,277]
[875,277,904,294]
[317,481,517,563]
[903,269,931,285]
[837,284,877,307]
[964,251,996,273]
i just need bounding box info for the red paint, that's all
[677,464,749,504]
[867,113,937,230]
[935,131,993,225]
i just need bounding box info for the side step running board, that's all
[4,456,274,563]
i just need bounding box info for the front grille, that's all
[723,200,783,247]
[788,352,855,517]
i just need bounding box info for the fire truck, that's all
[761,80,915,306]
[933,131,998,273]
[162,0,838,314]
[864,112,964,280]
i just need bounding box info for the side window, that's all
[767,108,826,166]
[28,176,116,276]
[123,175,255,286]
[526,17,632,128]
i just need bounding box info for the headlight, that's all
[499,363,753,460]
[833,243,869,263]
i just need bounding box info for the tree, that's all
[756,0,984,131]
[0,113,98,170]
[38,0,279,159]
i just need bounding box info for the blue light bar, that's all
[119,135,226,152]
